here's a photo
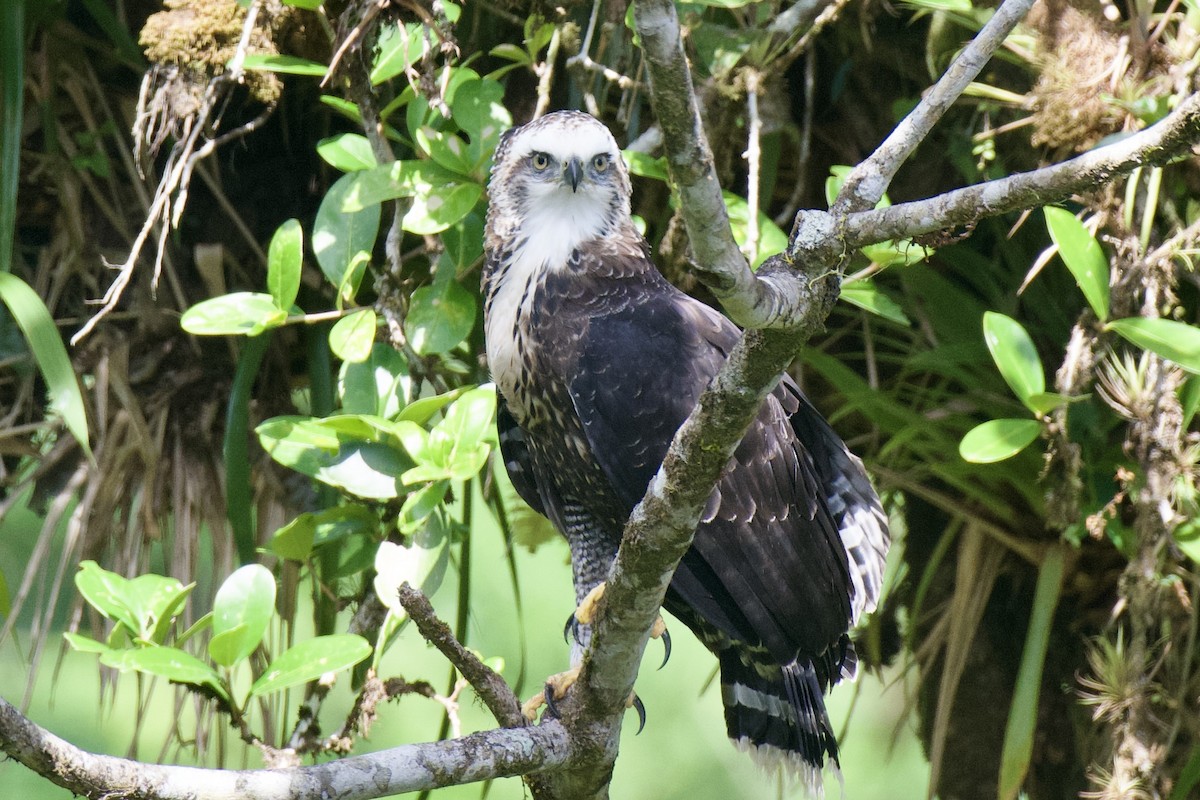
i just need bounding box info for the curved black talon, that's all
[543,681,562,719]
[631,695,647,735]
[563,612,578,643]
[658,629,672,670]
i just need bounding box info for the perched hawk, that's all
[482,110,889,789]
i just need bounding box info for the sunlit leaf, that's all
[840,282,911,325]
[339,344,411,417]
[109,646,230,704]
[267,219,302,312]
[405,281,476,355]
[181,292,287,337]
[373,519,450,615]
[403,182,482,235]
[208,564,275,667]
[1107,317,1200,374]
[317,133,378,172]
[314,172,381,291]
[371,22,427,85]
[982,312,1044,409]
[241,54,326,77]
[75,561,138,633]
[1174,520,1200,564]
[329,309,377,363]
[249,634,372,697]
[959,418,1041,463]
[0,272,91,456]
[1045,206,1110,321]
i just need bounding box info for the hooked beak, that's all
[564,157,583,192]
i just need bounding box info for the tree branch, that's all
[840,91,1200,248]
[396,582,527,729]
[0,694,572,800]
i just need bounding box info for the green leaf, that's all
[181,292,287,336]
[283,0,323,9]
[415,126,473,176]
[339,344,411,417]
[1045,206,1110,321]
[840,282,911,325]
[441,213,484,274]
[267,219,303,312]
[397,386,468,425]
[249,634,372,697]
[959,418,1041,463]
[1170,746,1200,800]
[314,172,381,291]
[75,561,138,633]
[450,78,510,154]
[1025,391,1071,416]
[723,191,787,268]
[1173,519,1200,564]
[373,520,450,614]
[0,272,91,456]
[405,182,482,235]
[112,646,230,703]
[329,309,377,363]
[208,564,275,667]
[317,133,378,172]
[340,161,460,211]
[998,546,1065,800]
[982,311,1045,409]
[1107,318,1200,374]
[405,281,476,355]
[124,574,191,642]
[63,632,110,655]
[315,441,407,499]
[240,53,326,77]
[398,480,448,532]
[623,151,668,181]
[371,22,427,85]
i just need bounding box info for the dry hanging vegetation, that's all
[3,1,1200,799]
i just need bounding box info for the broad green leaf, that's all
[339,344,411,417]
[623,151,668,181]
[450,78,510,152]
[959,418,1041,463]
[371,22,427,85]
[1045,206,1110,321]
[340,161,461,211]
[398,480,449,532]
[417,386,495,480]
[403,182,482,235]
[283,0,323,7]
[373,518,450,614]
[209,564,275,667]
[271,505,379,562]
[267,219,302,312]
[441,214,484,274]
[840,282,911,325]
[998,546,1065,800]
[1182,376,1200,428]
[181,292,287,336]
[325,532,378,579]
[249,634,372,697]
[1107,318,1200,374]
[241,54,326,77]
[415,126,473,176]
[123,573,190,642]
[75,561,138,633]
[0,272,91,455]
[329,309,377,363]
[983,312,1045,408]
[317,133,378,172]
[313,172,381,290]
[256,416,411,499]
[315,441,407,499]
[862,238,933,268]
[397,386,468,425]
[405,281,476,355]
[107,646,229,703]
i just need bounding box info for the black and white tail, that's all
[719,645,852,796]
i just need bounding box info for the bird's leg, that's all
[569,582,672,668]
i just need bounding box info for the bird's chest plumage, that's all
[484,256,626,528]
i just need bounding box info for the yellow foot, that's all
[575,582,607,626]
[521,666,581,722]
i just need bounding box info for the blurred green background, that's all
[0,487,929,799]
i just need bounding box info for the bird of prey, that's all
[481,110,889,790]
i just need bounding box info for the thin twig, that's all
[395,582,527,729]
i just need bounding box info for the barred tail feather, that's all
[719,652,841,796]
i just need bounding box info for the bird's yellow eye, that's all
[531,152,551,171]
[592,154,609,173]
